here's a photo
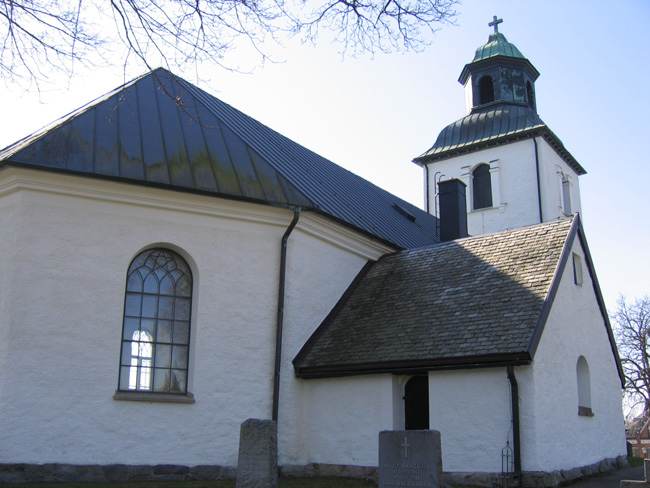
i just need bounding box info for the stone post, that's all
[236,419,278,488]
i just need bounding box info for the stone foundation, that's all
[0,464,236,484]
[0,456,627,485]
[280,463,377,480]
[443,455,629,487]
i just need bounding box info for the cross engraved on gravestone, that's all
[401,437,411,458]
[379,430,443,488]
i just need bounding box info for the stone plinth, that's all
[379,430,442,488]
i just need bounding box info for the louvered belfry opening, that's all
[438,179,468,242]
[479,75,495,104]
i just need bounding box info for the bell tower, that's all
[414,18,586,237]
[459,16,539,115]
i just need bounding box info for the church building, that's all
[0,19,626,487]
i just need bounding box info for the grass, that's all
[0,478,378,488]
[628,456,645,467]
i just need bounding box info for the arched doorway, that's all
[404,376,429,430]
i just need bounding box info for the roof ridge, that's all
[0,71,152,159]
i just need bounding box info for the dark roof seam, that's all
[152,76,173,186]
[134,83,146,181]
[173,78,200,190]
[193,93,221,193]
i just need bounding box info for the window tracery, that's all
[118,248,193,395]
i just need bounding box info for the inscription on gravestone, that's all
[379,430,442,488]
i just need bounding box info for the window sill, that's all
[578,406,594,417]
[113,390,195,404]
[469,206,495,214]
[469,203,506,214]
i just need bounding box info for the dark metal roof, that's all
[294,218,578,378]
[413,105,587,175]
[0,68,439,250]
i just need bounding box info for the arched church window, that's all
[577,356,593,416]
[526,81,536,110]
[479,75,495,104]
[473,164,493,210]
[404,376,429,430]
[118,248,193,395]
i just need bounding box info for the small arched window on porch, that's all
[404,376,429,430]
[577,356,593,417]
[473,164,493,210]
[526,81,536,110]
[479,75,495,105]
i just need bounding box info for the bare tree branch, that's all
[613,295,650,418]
[0,0,458,90]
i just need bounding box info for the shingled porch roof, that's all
[294,216,621,380]
[0,69,438,250]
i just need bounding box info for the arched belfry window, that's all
[479,75,495,105]
[118,248,193,395]
[472,164,493,210]
[404,376,429,430]
[526,81,536,110]
[577,356,593,417]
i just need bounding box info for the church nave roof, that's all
[0,69,439,250]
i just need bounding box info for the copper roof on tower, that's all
[472,32,526,62]
[416,22,585,175]
[413,106,586,176]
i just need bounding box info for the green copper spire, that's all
[457,18,540,114]
[472,17,525,63]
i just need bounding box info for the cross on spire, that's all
[489,15,503,33]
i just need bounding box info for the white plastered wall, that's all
[427,368,513,473]
[286,369,512,472]
[516,234,626,472]
[0,179,19,406]
[424,137,582,236]
[284,375,394,466]
[536,140,582,220]
[276,212,393,466]
[0,167,391,467]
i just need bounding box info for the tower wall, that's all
[425,137,582,236]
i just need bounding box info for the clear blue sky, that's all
[2,0,648,313]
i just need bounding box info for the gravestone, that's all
[379,430,443,488]
[236,419,278,488]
